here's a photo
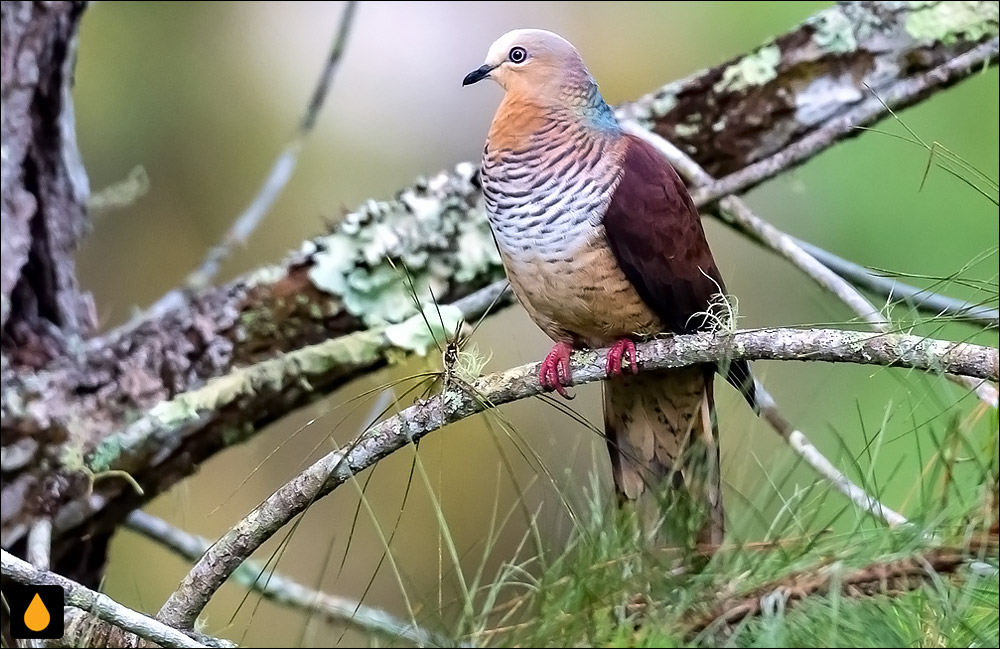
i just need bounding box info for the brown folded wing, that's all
[602,134,756,407]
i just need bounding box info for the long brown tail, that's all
[603,365,723,546]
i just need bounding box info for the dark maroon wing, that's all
[602,134,755,407]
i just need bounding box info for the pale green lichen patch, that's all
[613,85,678,129]
[384,304,464,357]
[651,90,679,117]
[905,1,999,44]
[307,163,504,328]
[808,6,858,53]
[674,122,701,138]
[146,329,388,433]
[454,342,492,383]
[87,302,472,476]
[714,45,781,93]
[241,263,288,289]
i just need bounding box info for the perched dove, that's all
[464,29,755,544]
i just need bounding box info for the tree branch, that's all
[617,3,1000,178]
[157,327,998,629]
[684,37,1000,207]
[685,540,997,638]
[153,1,358,311]
[126,511,453,647]
[622,121,998,408]
[1,549,227,649]
[790,239,999,331]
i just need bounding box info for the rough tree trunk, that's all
[0,0,100,583]
[1,0,997,591]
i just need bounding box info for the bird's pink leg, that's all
[539,341,575,399]
[606,338,638,377]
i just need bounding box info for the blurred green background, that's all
[71,1,997,646]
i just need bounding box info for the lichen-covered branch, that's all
[157,327,997,629]
[32,299,477,562]
[618,2,1000,178]
[2,0,997,586]
[687,37,1000,207]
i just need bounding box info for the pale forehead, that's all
[484,28,577,62]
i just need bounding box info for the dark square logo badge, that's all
[5,583,65,639]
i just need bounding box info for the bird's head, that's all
[462,28,592,102]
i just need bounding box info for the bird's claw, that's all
[539,342,575,399]
[606,338,638,377]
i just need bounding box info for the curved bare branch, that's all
[157,327,998,629]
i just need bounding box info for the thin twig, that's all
[792,238,999,330]
[686,542,996,637]
[1,549,219,649]
[26,519,52,571]
[24,520,52,649]
[753,384,907,527]
[688,38,1000,207]
[451,279,512,316]
[157,326,997,629]
[623,120,995,525]
[126,510,453,647]
[150,1,358,315]
[623,121,999,409]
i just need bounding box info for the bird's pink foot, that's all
[606,338,638,377]
[539,341,575,399]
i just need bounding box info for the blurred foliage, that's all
[467,476,998,648]
[69,2,998,646]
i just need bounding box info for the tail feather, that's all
[603,365,723,546]
[723,358,758,413]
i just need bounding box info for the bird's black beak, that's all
[462,64,493,87]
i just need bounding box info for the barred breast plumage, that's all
[480,96,663,348]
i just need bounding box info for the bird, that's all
[463,29,756,546]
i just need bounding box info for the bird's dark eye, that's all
[508,46,527,64]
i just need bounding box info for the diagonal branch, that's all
[622,121,998,408]
[157,327,998,629]
[752,383,908,527]
[126,511,454,647]
[158,1,358,310]
[1,549,228,649]
[790,239,999,331]
[683,38,1000,207]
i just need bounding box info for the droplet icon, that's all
[24,592,50,632]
